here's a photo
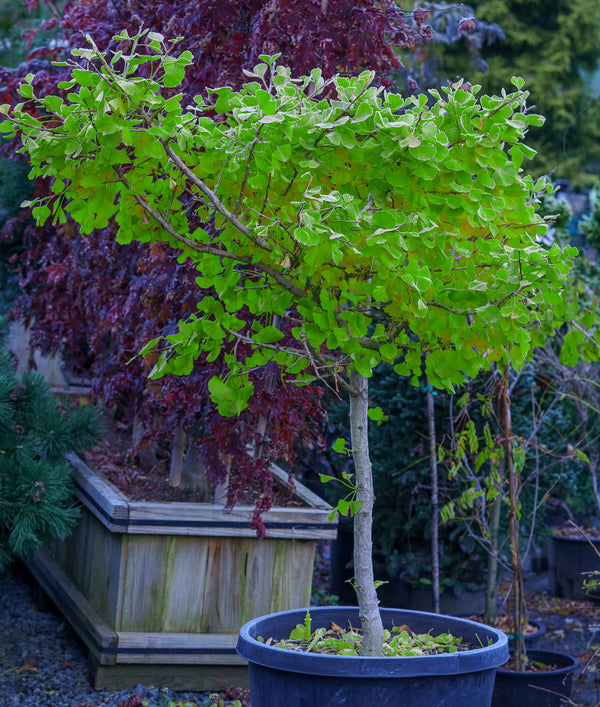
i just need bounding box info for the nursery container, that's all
[26,453,337,690]
[237,606,509,707]
[522,619,546,650]
[553,532,600,601]
[492,649,579,707]
[378,570,486,616]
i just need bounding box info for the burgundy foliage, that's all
[1,0,423,530]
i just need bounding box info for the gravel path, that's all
[0,563,245,707]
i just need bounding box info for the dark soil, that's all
[467,613,543,639]
[82,438,300,507]
[501,655,565,673]
[82,439,194,503]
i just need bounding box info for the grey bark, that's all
[349,370,384,656]
[169,426,186,488]
[484,489,501,626]
[426,378,440,614]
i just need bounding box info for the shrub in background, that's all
[0,321,103,569]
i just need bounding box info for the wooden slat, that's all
[67,453,338,540]
[125,501,337,539]
[270,462,333,510]
[118,534,171,632]
[115,631,245,665]
[201,537,245,633]
[50,511,125,627]
[90,659,249,692]
[26,549,118,666]
[241,537,276,620]
[269,539,314,612]
[160,537,209,632]
[114,653,246,666]
[67,452,129,531]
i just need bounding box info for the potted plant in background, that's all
[440,319,589,702]
[537,338,600,603]
[491,366,579,707]
[2,27,580,703]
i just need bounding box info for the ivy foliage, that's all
[1,31,577,415]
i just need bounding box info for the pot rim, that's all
[496,648,580,677]
[237,606,509,678]
[552,530,600,543]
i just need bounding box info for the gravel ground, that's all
[0,562,245,707]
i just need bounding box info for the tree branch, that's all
[113,167,308,299]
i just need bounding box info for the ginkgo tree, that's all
[0,29,576,656]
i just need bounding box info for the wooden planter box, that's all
[27,453,337,690]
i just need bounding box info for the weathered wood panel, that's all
[117,534,314,633]
[156,536,210,633]
[125,502,336,539]
[26,549,118,666]
[115,631,244,664]
[269,537,314,613]
[49,510,124,627]
[66,452,129,528]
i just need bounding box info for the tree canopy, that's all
[3,32,576,401]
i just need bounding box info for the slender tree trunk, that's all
[132,413,158,468]
[426,378,440,614]
[169,426,186,488]
[484,487,501,626]
[213,454,231,505]
[588,452,600,515]
[349,370,383,656]
[501,368,526,671]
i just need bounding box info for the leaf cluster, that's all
[277,614,464,657]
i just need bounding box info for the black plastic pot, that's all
[237,606,509,707]
[492,649,579,707]
[378,571,486,616]
[522,619,546,650]
[553,533,600,601]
